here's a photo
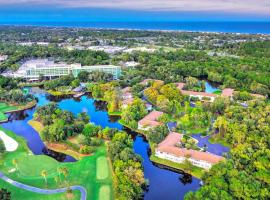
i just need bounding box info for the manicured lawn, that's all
[96,157,109,180]
[0,103,18,113]
[0,112,7,122]
[0,103,18,122]
[0,127,114,200]
[150,155,204,179]
[98,185,111,200]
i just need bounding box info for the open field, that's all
[96,157,109,180]
[0,127,114,200]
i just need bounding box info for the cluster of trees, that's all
[185,100,270,199]
[121,98,148,129]
[34,103,89,142]
[108,131,145,200]
[0,139,5,154]
[88,82,122,113]
[183,77,205,92]
[177,102,212,133]
[147,125,169,144]
[77,71,113,83]
[118,46,270,96]
[144,82,184,113]
[0,75,21,90]
[44,75,76,90]
[0,89,34,104]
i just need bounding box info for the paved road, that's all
[0,172,87,200]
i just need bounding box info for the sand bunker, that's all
[0,131,18,152]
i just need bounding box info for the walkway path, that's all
[0,172,87,200]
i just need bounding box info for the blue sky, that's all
[0,0,270,22]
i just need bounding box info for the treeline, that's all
[0,89,34,104]
[108,131,146,200]
[0,43,110,72]
[185,100,270,199]
[117,47,270,96]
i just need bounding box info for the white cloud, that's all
[1,0,270,14]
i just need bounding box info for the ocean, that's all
[1,21,270,34]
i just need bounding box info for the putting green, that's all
[96,157,109,180]
[98,185,111,200]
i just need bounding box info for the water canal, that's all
[1,89,201,200]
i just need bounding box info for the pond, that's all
[1,89,200,200]
[204,81,220,94]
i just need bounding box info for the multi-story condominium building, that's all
[155,132,225,170]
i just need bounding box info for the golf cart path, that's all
[0,172,87,200]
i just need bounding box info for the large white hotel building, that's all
[3,59,121,80]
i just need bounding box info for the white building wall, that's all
[155,150,213,170]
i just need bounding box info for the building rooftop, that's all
[176,82,217,98]
[138,110,164,128]
[221,88,235,97]
[157,132,225,164]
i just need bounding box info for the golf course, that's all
[0,127,113,200]
[0,103,18,122]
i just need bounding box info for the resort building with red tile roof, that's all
[138,110,164,130]
[155,132,225,170]
[176,82,217,102]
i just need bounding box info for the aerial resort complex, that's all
[0,15,269,200]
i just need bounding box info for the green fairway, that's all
[17,155,59,177]
[96,157,109,180]
[0,127,114,200]
[98,185,111,200]
[0,103,18,122]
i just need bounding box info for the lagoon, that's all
[1,89,200,200]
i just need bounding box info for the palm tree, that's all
[57,167,63,183]
[54,176,59,185]
[62,167,69,186]
[41,170,48,186]
[12,159,18,172]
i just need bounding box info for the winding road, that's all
[0,172,87,200]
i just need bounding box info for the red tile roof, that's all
[138,110,164,128]
[175,82,217,98]
[221,88,235,97]
[122,98,134,105]
[181,90,217,98]
[176,82,185,90]
[157,132,224,164]
[122,87,131,94]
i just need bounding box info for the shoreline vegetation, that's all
[28,120,90,160]
[0,100,37,123]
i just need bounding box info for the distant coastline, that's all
[0,21,270,35]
